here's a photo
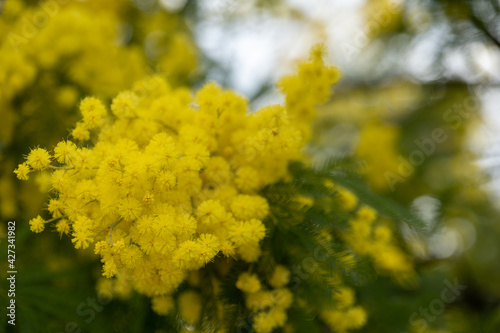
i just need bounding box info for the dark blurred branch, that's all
[465,1,500,49]
[493,1,500,13]
[249,81,274,104]
[470,15,500,48]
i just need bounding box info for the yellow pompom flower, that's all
[229,219,266,247]
[235,166,260,192]
[333,287,355,309]
[120,245,143,269]
[196,233,221,265]
[55,219,71,238]
[346,306,367,329]
[269,307,287,327]
[53,140,77,164]
[274,288,293,308]
[173,240,204,270]
[102,258,118,278]
[374,225,392,243]
[356,205,377,224]
[80,97,107,129]
[29,215,45,233]
[238,243,262,262]
[14,162,30,180]
[111,91,138,119]
[119,197,143,221]
[231,195,269,220]
[269,265,291,289]
[72,122,90,141]
[47,199,63,218]
[26,148,51,170]
[220,240,236,257]
[152,295,175,316]
[71,215,94,250]
[336,187,358,211]
[94,241,108,255]
[246,291,275,311]
[158,170,177,191]
[253,312,276,333]
[178,290,202,324]
[236,272,261,294]
[197,200,226,225]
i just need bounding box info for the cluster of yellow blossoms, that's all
[320,286,367,333]
[334,186,416,282]
[235,266,294,333]
[16,46,343,331]
[1,0,196,98]
[1,0,145,104]
[18,79,277,293]
[314,82,422,192]
[355,122,402,191]
[0,0,197,220]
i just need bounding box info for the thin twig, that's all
[43,216,63,224]
[94,218,123,239]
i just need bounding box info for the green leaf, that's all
[286,305,321,333]
[304,206,350,230]
[328,171,427,232]
[287,161,426,232]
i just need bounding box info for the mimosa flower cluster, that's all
[16,46,342,331]
[235,267,294,332]
[0,0,197,221]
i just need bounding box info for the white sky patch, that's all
[159,0,188,12]
[194,0,361,96]
[428,226,460,259]
[471,43,500,81]
[405,26,448,81]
